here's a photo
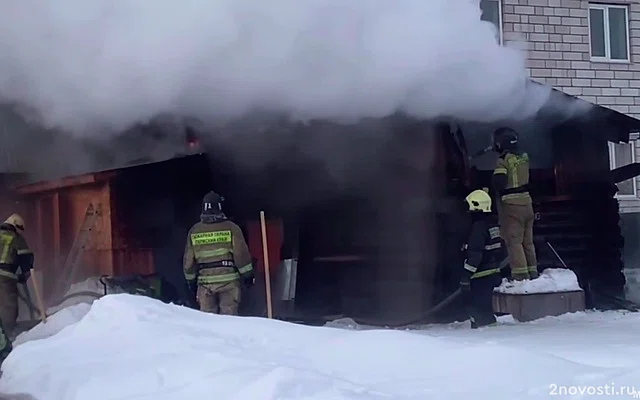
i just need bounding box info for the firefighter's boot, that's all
[510,273,530,281]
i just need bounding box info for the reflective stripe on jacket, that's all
[0,225,33,280]
[462,214,507,279]
[183,220,253,285]
[493,151,532,205]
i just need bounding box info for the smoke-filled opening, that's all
[196,115,441,323]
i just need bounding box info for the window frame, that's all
[588,3,631,63]
[609,137,639,199]
[480,0,503,45]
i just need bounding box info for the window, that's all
[480,0,502,44]
[609,141,638,198]
[589,4,630,62]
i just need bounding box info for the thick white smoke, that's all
[0,0,562,135]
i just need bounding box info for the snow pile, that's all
[624,268,640,305]
[2,294,640,400]
[495,268,582,295]
[13,303,91,346]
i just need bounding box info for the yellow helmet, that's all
[465,190,492,213]
[4,213,25,231]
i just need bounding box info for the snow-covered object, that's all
[18,277,126,324]
[13,303,91,346]
[624,268,640,305]
[47,277,126,315]
[2,294,640,400]
[495,268,582,295]
[325,317,364,330]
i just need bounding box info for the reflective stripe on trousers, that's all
[196,263,253,284]
[501,192,531,202]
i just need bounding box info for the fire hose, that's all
[349,258,510,329]
[468,145,493,160]
[348,239,640,329]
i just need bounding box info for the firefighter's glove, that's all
[17,270,30,284]
[243,276,255,288]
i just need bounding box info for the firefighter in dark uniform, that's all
[459,189,506,329]
[491,127,539,281]
[183,191,255,315]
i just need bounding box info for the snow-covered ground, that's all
[2,294,640,400]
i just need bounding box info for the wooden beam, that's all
[12,171,117,195]
[35,198,43,258]
[52,192,61,269]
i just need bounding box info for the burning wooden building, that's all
[3,87,640,326]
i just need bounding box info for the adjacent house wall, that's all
[480,0,640,271]
[481,0,640,212]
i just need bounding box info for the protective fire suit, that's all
[460,213,506,329]
[492,149,539,281]
[183,194,254,315]
[0,221,33,336]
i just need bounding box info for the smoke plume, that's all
[0,0,572,136]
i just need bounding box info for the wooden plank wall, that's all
[19,180,114,303]
[63,183,114,278]
[108,172,157,277]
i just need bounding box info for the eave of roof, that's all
[13,149,206,195]
[530,79,640,143]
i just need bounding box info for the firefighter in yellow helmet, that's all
[0,213,33,367]
[183,191,255,315]
[491,127,539,281]
[459,189,506,329]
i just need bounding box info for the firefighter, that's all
[491,127,539,281]
[459,189,505,329]
[183,191,255,316]
[0,214,33,337]
[0,321,11,371]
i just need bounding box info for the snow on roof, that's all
[494,268,582,295]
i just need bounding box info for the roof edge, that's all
[13,171,117,195]
[531,79,640,143]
